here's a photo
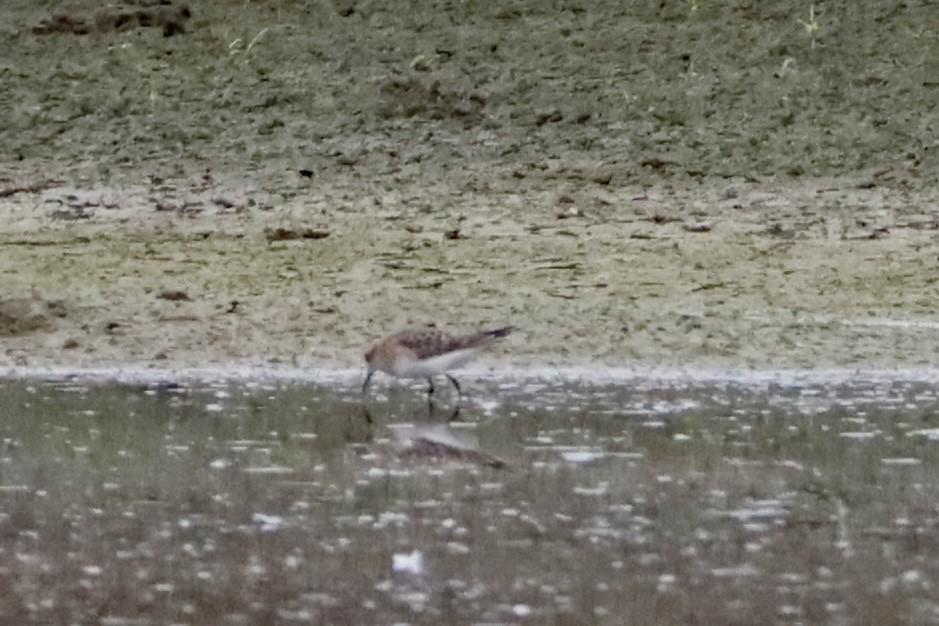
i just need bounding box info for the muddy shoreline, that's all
[2,1,937,374]
[2,170,938,373]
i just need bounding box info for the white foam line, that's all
[0,364,354,386]
[752,313,939,331]
[483,365,939,386]
[835,317,939,330]
[3,363,939,387]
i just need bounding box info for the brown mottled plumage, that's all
[362,326,513,402]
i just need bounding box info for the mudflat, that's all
[2,0,937,371]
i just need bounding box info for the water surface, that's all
[1,368,938,624]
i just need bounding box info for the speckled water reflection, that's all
[2,371,939,624]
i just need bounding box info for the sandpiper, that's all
[362,326,513,404]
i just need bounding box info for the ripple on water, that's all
[4,367,939,624]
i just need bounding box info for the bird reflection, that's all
[387,422,507,469]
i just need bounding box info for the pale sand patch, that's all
[1,166,936,373]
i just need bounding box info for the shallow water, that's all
[1,369,939,624]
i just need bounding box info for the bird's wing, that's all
[394,329,473,359]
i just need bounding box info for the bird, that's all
[362,326,513,408]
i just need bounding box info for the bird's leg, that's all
[361,371,376,424]
[444,376,462,422]
[446,375,462,402]
[427,377,436,417]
